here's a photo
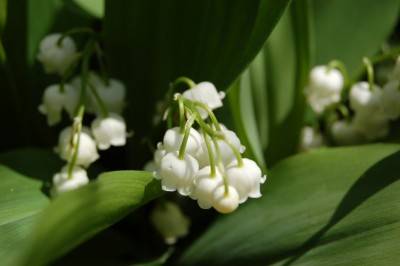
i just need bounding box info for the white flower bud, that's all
[352,111,389,141]
[91,113,127,150]
[37,33,77,75]
[382,80,400,120]
[150,201,190,245]
[226,158,266,203]
[158,152,199,196]
[299,126,324,151]
[163,127,202,156]
[182,82,225,118]
[330,120,364,145]
[212,185,239,214]
[349,82,384,114]
[52,165,89,195]
[57,126,99,167]
[191,166,223,209]
[38,84,79,126]
[305,66,344,114]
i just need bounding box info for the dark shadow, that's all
[276,150,400,265]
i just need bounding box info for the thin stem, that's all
[94,42,110,86]
[173,76,196,89]
[327,60,350,87]
[190,100,221,130]
[178,115,196,160]
[178,97,185,133]
[212,137,228,195]
[89,83,109,117]
[202,130,216,177]
[67,105,85,179]
[363,57,374,91]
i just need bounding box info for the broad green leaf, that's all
[0,149,61,266]
[179,144,400,265]
[313,0,400,76]
[73,0,104,18]
[103,0,290,166]
[18,170,163,266]
[231,0,313,166]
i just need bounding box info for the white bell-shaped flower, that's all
[382,80,400,120]
[352,111,389,141]
[150,201,190,245]
[52,165,89,195]
[191,166,223,209]
[91,113,127,150]
[163,127,202,156]
[349,82,384,114]
[299,126,325,151]
[72,74,126,114]
[226,158,266,203]
[182,82,225,118]
[330,120,363,145]
[38,84,79,126]
[57,126,99,167]
[212,185,239,214]
[305,66,344,114]
[37,33,77,75]
[158,152,199,196]
[196,127,244,167]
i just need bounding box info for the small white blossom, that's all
[226,159,266,203]
[305,66,344,114]
[72,74,126,114]
[196,127,244,167]
[157,152,199,196]
[182,82,225,118]
[191,166,223,209]
[38,84,78,126]
[330,120,364,145]
[57,126,99,167]
[212,185,239,214]
[163,127,202,156]
[52,165,89,195]
[150,201,190,245]
[37,33,77,75]
[299,126,325,151]
[91,113,127,150]
[381,80,400,120]
[349,82,384,114]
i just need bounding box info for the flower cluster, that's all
[37,33,128,195]
[146,79,266,214]
[302,55,400,150]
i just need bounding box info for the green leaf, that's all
[313,0,400,76]
[18,170,163,266]
[179,144,400,265]
[103,0,290,165]
[0,149,61,266]
[73,0,104,18]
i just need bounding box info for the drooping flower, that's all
[182,82,225,118]
[38,84,79,126]
[163,127,202,157]
[91,113,127,150]
[299,126,325,151]
[52,165,89,195]
[226,159,266,203]
[212,185,239,214]
[57,126,99,167]
[349,82,385,115]
[191,166,223,209]
[37,33,78,75]
[157,152,199,196]
[150,201,190,245]
[305,66,344,114]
